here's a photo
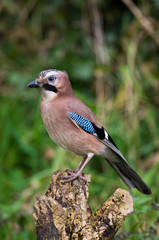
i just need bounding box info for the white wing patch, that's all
[104,130,109,139]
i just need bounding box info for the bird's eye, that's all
[48,76,56,82]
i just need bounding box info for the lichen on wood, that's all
[33,169,133,240]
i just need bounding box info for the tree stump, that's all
[33,170,133,240]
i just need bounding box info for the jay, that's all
[28,69,151,195]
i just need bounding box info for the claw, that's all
[58,154,94,183]
[58,170,87,183]
[64,174,87,183]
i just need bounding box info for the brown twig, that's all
[122,0,159,46]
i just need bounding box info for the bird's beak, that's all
[27,80,39,88]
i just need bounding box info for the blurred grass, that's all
[0,0,159,239]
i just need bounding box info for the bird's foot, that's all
[59,169,87,183]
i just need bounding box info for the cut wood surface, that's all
[33,170,133,240]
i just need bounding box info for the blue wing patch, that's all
[69,112,95,134]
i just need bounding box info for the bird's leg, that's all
[74,156,87,173]
[64,156,87,181]
[63,156,87,176]
[61,153,94,182]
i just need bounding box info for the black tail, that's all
[106,159,151,195]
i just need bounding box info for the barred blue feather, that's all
[69,112,95,134]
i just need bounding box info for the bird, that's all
[27,69,151,195]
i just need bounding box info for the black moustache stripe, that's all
[43,84,58,93]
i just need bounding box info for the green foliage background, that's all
[0,0,159,239]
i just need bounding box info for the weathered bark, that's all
[33,169,133,240]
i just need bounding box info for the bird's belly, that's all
[50,127,106,157]
[40,102,105,156]
[47,125,89,156]
[41,114,84,155]
[49,129,83,155]
[43,119,105,156]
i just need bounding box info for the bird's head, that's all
[27,69,74,100]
